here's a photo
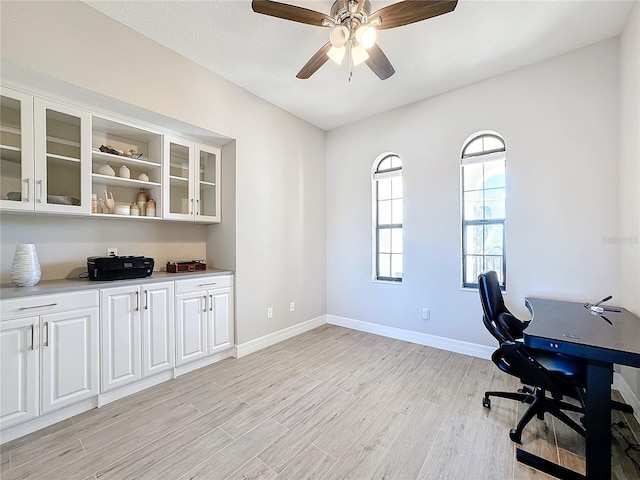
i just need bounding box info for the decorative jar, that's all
[10,244,42,287]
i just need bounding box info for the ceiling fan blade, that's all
[365,44,395,80]
[373,0,458,30]
[252,0,331,27]
[296,43,332,79]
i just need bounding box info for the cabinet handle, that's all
[144,290,149,310]
[196,199,199,216]
[19,303,57,310]
[198,283,217,287]
[43,322,49,347]
[30,324,35,350]
[135,291,140,311]
[204,295,208,312]
[24,178,30,202]
[209,294,213,311]
[36,179,43,203]
[190,198,194,215]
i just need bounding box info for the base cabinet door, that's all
[101,286,141,392]
[0,317,39,427]
[142,282,175,377]
[175,291,207,366]
[209,287,233,353]
[41,308,99,413]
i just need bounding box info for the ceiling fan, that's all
[251,0,458,81]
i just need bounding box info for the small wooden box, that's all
[166,260,207,273]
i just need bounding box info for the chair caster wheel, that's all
[509,429,522,444]
[482,397,491,408]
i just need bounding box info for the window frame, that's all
[460,132,506,290]
[372,153,403,284]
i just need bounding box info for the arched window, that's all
[461,132,506,289]
[372,153,403,283]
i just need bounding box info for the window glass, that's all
[373,154,403,282]
[461,133,506,289]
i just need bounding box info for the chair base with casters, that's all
[483,341,634,445]
[483,385,585,444]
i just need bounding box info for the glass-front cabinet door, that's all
[33,98,90,214]
[163,135,194,221]
[163,136,221,223]
[0,87,35,211]
[195,143,221,223]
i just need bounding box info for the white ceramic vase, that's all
[10,244,42,287]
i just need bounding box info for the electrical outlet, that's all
[267,307,273,319]
[290,302,295,312]
[421,307,430,320]
[107,248,118,257]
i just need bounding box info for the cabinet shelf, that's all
[91,212,160,220]
[169,175,189,183]
[0,125,21,135]
[46,153,81,163]
[92,150,159,168]
[92,173,160,188]
[46,135,80,148]
[199,181,216,187]
[1,145,21,163]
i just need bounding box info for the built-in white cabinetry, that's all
[0,273,232,441]
[0,87,34,211]
[0,89,91,214]
[91,116,163,218]
[0,291,99,428]
[0,86,223,223]
[164,136,221,223]
[175,275,233,366]
[100,281,174,392]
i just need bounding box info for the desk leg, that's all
[585,361,612,479]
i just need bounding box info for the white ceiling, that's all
[85,0,635,131]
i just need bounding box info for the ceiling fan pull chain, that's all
[348,40,353,82]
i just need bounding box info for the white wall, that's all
[0,214,207,281]
[618,3,640,400]
[0,1,326,344]
[326,39,621,347]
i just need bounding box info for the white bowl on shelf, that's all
[115,204,130,215]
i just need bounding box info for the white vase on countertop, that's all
[10,244,42,287]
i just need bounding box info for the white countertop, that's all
[0,269,233,300]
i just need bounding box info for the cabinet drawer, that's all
[175,275,232,294]
[0,290,99,319]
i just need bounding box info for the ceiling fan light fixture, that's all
[351,43,370,66]
[327,45,346,64]
[329,25,349,48]
[355,24,376,49]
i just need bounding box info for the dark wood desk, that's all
[522,297,640,480]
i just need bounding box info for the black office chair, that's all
[478,271,586,443]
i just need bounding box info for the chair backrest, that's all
[478,271,529,342]
[478,271,507,321]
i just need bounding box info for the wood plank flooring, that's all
[1,324,639,479]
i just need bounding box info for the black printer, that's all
[87,256,154,281]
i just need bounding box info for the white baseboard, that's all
[326,314,495,360]
[0,398,97,444]
[613,372,640,424]
[235,315,327,357]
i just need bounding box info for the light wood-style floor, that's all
[1,324,639,480]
